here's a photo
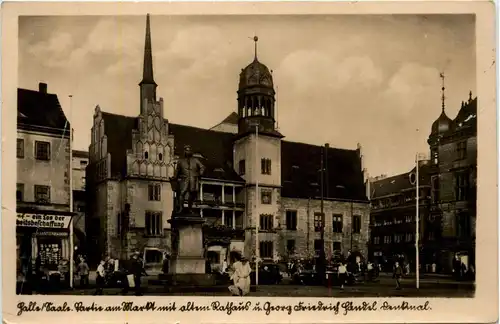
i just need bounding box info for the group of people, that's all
[94,251,148,296]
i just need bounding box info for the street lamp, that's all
[415,152,427,289]
[249,120,260,286]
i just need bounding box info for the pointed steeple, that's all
[440,72,446,112]
[139,14,157,114]
[140,14,156,86]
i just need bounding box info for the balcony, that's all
[203,224,245,246]
[197,182,245,210]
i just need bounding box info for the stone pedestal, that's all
[165,213,215,286]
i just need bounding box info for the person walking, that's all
[131,252,148,296]
[393,261,403,290]
[94,259,106,295]
[77,256,90,288]
[228,256,252,296]
[338,261,347,290]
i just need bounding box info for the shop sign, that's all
[35,231,69,237]
[16,213,72,229]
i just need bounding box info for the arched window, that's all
[159,153,163,161]
[144,151,149,159]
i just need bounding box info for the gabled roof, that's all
[169,123,244,182]
[219,112,239,125]
[101,112,137,177]
[370,163,431,199]
[17,88,70,135]
[97,111,369,201]
[453,97,477,131]
[281,141,368,201]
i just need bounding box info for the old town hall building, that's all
[86,15,370,269]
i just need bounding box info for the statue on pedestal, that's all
[170,145,205,215]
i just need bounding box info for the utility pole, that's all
[249,120,260,286]
[319,146,326,276]
[416,153,420,289]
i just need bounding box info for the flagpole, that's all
[69,95,74,289]
[254,123,259,286]
[415,153,420,289]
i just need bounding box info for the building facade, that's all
[367,163,432,271]
[86,15,371,269]
[368,90,477,274]
[427,93,477,273]
[72,150,88,252]
[16,82,75,281]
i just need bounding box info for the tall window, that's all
[314,212,323,232]
[373,236,380,245]
[431,175,440,204]
[261,158,271,175]
[352,215,362,233]
[35,141,51,160]
[394,234,403,243]
[332,214,343,233]
[457,213,470,238]
[431,148,439,164]
[384,235,392,244]
[333,241,342,252]
[457,141,467,160]
[238,160,245,175]
[455,171,469,201]
[286,240,295,254]
[224,214,233,228]
[16,183,24,202]
[145,211,162,236]
[314,239,322,255]
[259,241,273,258]
[259,214,273,231]
[261,189,272,204]
[148,183,161,201]
[406,233,413,242]
[17,139,24,158]
[285,210,297,230]
[34,185,50,203]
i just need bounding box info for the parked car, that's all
[250,263,283,285]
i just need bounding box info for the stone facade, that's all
[280,197,370,260]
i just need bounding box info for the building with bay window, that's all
[86,15,371,270]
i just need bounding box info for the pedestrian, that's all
[367,261,374,281]
[131,251,148,296]
[337,261,347,289]
[162,255,170,274]
[78,256,90,288]
[94,259,106,295]
[393,261,403,290]
[228,255,252,296]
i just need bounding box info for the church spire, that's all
[253,36,258,60]
[141,14,156,85]
[139,14,157,114]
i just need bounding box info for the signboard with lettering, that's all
[16,213,72,229]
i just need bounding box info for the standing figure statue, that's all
[171,145,205,215]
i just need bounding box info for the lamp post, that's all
[249,120,260,286]
[415,152,426,289]
[69,94,74,289]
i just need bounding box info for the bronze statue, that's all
[170,145,205,214]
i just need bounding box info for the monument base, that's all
[157,273,216,286]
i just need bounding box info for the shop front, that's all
[16,210,75,287]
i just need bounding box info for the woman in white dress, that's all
[228,256,252,296]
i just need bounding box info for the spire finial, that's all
[440,72,446,112]
[469,90,472,102]
[141,13,155,85]
[253,35,258,60]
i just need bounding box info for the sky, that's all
[19,14,476,177]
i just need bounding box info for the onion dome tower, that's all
[237,36,280,136]
[428,72,452,164]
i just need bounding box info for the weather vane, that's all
[440,72,446,112]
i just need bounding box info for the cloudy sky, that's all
[19,14,476,177]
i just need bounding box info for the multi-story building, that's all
[86,15,370,269]
[427,92,477,273]
[368,162,432,271]
[72,150,88,252]
[368,88,477,274]
[16,82,75,279]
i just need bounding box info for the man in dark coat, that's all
[172,145,205,214]
[131,252,148,296]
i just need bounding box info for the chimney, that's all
[39,82,47,94]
